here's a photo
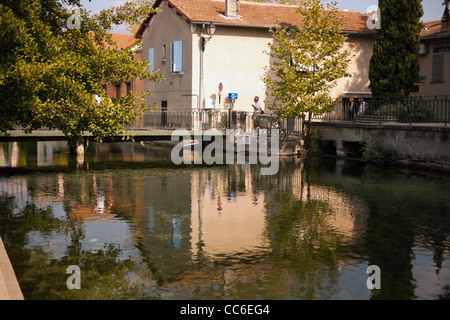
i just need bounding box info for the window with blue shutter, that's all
[148,48,154,72]
[171,41,183,73]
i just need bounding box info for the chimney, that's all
[442,1,450,32]
[225,0,240,17]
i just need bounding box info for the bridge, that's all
[2,95,450,168]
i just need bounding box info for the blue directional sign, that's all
[228,93,238,100]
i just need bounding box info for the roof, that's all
[106,33,140,50]
[90,32,140,50]
[420,20,450,40]
[136,0,375,38]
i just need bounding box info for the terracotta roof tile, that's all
[421,20,450,40]
[107,33,137,50]
[137,0,374,36]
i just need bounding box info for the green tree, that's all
[263,0,351,149]
[368,0,423,97]
[96,0,156,35]
[0,0,161,150]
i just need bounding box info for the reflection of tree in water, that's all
[307,158,450,300]
[264,194,346,299]
[438,285,450,300]
[0,195,156,300]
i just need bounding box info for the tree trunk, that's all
[302,115,312,151]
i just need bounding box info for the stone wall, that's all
[311,121,450,170]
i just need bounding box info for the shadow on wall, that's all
[342,35,373,96]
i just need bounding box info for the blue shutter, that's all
[171,41,183,73]
[148,48,154,72]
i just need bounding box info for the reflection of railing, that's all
[313,96,449,125]
[128,109,303,136]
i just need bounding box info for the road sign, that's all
[228,93,238,100]
[219,82,223,92]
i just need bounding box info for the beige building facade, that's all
[136,0,376,113]
[417,5,450,97]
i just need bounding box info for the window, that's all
[171,41,183,73]
[115,84,121,99]
[125,81,132,96]
[432,54,444,82]
[148,48,154,72]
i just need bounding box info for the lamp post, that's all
[201,23,216,51]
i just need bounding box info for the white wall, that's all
[194,26,273,113]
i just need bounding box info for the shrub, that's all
[362,141,398,167]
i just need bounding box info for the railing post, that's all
[446,96,448,127]
[379,98,382,125]
[409,97,412,126]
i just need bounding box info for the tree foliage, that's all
[0,0,161,142]
[96,0,156,35]
[263,0,351,120]
[368,0,423,97]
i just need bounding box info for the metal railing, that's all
[128,109,303,136]
[313,96,449,125]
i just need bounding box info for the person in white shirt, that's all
[94,94,101,104]
[359,98,366,114]
[252,96,262,129]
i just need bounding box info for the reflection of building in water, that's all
[190,165,269,260]
[189,160,369,262]
[123,171,193,282]
[0,141,69,168]
[279,159,369,245]
[92,142,171,163]
[37,141,69,167]
[0,142,19,167]
[70,174,117,223]
[0,177,30,216]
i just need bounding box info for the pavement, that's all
[0,236,24,300]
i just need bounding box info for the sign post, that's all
[228,93,238,110]
[218,82,223,108]
[227,92,238,128]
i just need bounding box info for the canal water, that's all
[0,141,449,300]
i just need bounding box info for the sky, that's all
[80,0,447,34]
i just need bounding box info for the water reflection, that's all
[0,141,449,300]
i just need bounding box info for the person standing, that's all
[349,98,355,121]
[252,96,262,129]
[359,98,366,114]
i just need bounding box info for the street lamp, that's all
[206,23,216,36]
[201,23,216,51]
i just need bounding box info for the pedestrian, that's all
[359,98,366,114]
[252,96,262,130]
[348,98,355,121]
[94,94,101,104]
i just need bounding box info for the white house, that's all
[136,0,376,113]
